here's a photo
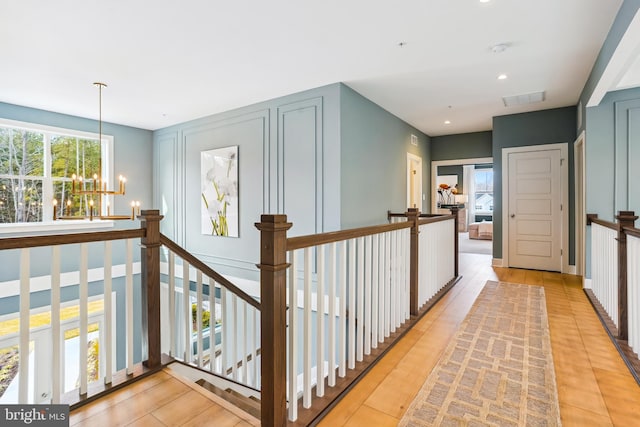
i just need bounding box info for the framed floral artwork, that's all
[200,146,238,237]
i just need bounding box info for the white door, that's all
[407,154,422,210]
[507,149,562,271]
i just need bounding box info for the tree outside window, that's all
[0,122,103,224]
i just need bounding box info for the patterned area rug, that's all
[399,281,561,426]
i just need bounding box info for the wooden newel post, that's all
[139,209,164,369]
[407,208,420,316]
[449,206,460,278]
[255,214,292,427]
[616,210,638,341]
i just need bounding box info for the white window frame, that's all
[473,168,494,216]
[0,118,114,234]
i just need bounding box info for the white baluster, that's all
[288,250,298,420]
[80,243,89,394]
[208,278,216,372]
[196,270,203,368]
[371,234,379,349]
[168,251,176,357]
[221,287,228,377]
[338,242,347,378]
[126,239,134,375]
[384,232,391,338]
[390,231,396,333]
[183,259,191,363]
[378,233,385,344]
[303,247,312,408]
[356,237,364,361]
[364,235,372,355]
[240,300,247,384]
[103,242,112,386]
[316,244,325,397]
[231,293,238,381]
[348,239,356,369]
[328,242,337,386]
[19,248,30,403]
[51,246,62,403]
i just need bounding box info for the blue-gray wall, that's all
[492,107,577,262]
[153,84,342,281]
[340,84,430,226]
[0,102,153,279]
[431,131,492,161]
[577,0,640,278]
[0,103,152,367]
[578,0,640,134]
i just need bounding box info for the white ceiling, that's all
[0,0,625,136]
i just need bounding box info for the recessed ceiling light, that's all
[497,74,508,80]
[444,120,451,125]
[480,0,491,3]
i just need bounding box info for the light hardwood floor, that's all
[319,252,640,427]
[70,253,640,426]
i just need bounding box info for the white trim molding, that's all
[431,157,493,213]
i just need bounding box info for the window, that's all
[0,119,112,225]
[474,168,493,214]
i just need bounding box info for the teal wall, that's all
[492,107,577,262]
[577,0,640,278]
[154,84,342,281]
[584,87,640,277]
[339,84,430,227]
[578,0,640,134]
[431,131,492,161]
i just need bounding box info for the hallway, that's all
[320,253,640,426]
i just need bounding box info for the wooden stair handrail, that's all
[286,221,412,251]
[587,213,618,230]
[159,233,260,310]
[0,228,145,250]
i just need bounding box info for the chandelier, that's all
[53,82,140,221]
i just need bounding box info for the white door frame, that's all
[574,131,586,277]
[407,153,422,210]
[430,157,493,213]
[501,143,570,273]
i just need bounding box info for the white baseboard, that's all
[492,258,503,267]
[567,265,577,275]
[583,278,592,289]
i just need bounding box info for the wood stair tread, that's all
[195,378,261,419]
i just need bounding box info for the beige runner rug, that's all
[399,281,561,426]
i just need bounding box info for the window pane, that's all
[64,323,100,393]
[51,135,101,179]
[53,180,95,217]
[0,127,44,176]
[0,178,43,223]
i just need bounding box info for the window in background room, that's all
[0,120,110,224]
[474,168,493,215]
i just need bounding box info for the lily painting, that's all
[201,146,238,237]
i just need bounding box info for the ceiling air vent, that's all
[502,91,545,107]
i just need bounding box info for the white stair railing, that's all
[0,235,142,405]
[590,222,619,327]
[627,234,640,353]
[418,218,455,309]
[159,245,261,390]
[279,211,463,422]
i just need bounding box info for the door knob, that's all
[510,214,515,218]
